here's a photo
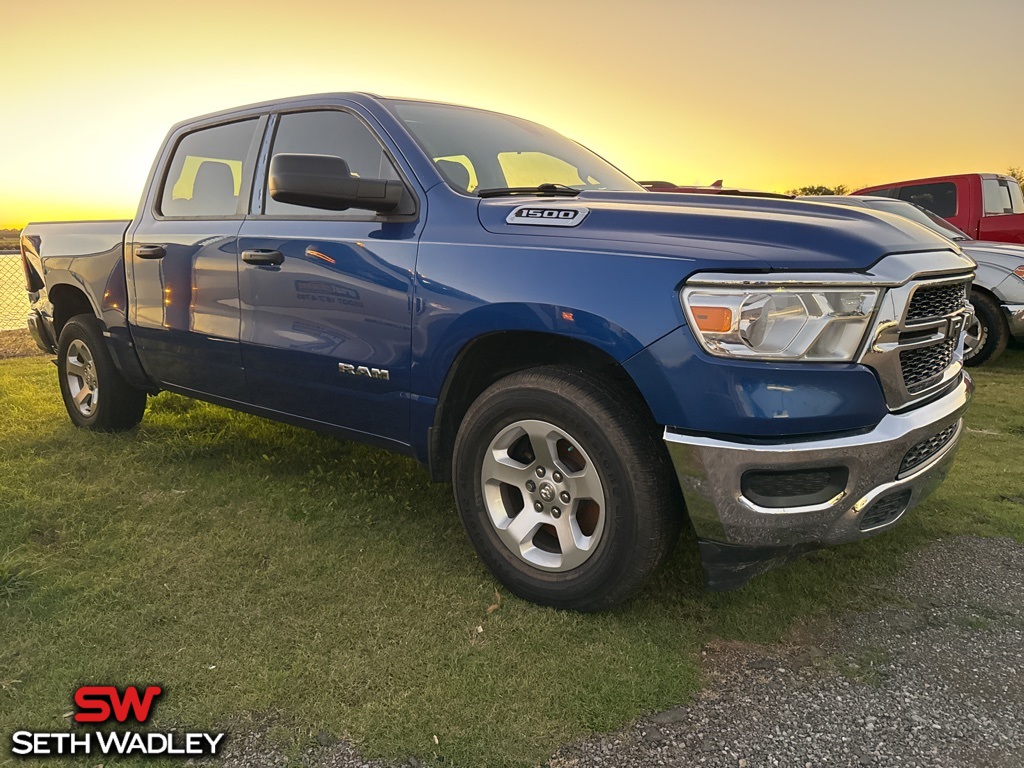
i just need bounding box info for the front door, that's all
[236,109,419,445]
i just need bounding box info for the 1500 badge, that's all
[506,206,589,227]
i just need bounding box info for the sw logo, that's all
[74,684,162,723]
[9,684,226,758]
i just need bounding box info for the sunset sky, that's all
[2,0,1022,228]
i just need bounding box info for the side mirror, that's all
[268,153,405,213]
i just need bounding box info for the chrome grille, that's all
[899,421,959,476]
[906,283,967,322]
[900,338,957,392]
[859,263,972,410]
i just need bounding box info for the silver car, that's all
[808,195,1024,365]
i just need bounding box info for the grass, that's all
[0,348,1022,767]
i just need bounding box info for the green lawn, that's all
[1,350,1023,767]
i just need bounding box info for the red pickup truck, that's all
[852,173,1024,245]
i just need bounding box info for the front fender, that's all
[416,301,651,398]
[412,237,694,398]
[991,272,1024,305]
[622,325,890,437]
[973,262,1016,298]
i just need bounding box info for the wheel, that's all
[964,291,1008,367]
[57,315,147,431]
[452,365,683,612]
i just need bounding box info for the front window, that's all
[897,182,958,219]
[264,110,401,216]
[387,100,643,195]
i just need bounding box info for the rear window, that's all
[160,119,258,217]
[897,182,957,218]
[982,178,1024,215]
[1012,180,1024,213]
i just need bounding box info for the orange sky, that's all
[2,0,1022,228]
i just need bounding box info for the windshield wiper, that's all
[477,183,581,198]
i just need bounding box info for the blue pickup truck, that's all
[21,93,975,610]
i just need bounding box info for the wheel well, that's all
[969,285,1006,316]
[970,284,1000,304]
[429,332,652,482]
[49,284,96,339]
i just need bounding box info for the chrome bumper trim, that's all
[664,373,972,549]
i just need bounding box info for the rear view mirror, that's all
[268,153,405,213]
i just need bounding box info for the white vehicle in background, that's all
[809,196,1024,366]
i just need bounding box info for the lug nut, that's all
[551,507,562,519]
[534,501,544,512]
[525,480,536,492]
[560,491,571,504]
[552,471,563,483]
[536,467,546,478]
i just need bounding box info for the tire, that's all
[964,291,1008,367]
[57,315,147,431]
[452,365,683,612]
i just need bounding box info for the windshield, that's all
[387,100,644,195]
[863,198,970,240]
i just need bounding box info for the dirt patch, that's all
[0,329,45,359]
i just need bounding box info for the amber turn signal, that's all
[692,306,733,333]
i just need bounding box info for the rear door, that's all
[235,108,421,445]
[128,117,264,400]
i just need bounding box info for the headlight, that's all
[681,286,881,361]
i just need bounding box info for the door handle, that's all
[242,249,284,266]
[135,244,166,259]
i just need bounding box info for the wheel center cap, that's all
[538,482,555,502]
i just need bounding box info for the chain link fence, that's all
[1,251,30,331]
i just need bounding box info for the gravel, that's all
[550,536,1024,768]
[213,536,1024,768]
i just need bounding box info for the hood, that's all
[961,239,1024,270]
[478,191,959,272]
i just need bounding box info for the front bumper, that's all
[1003,303,1024,339]
[665,373,973,589]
